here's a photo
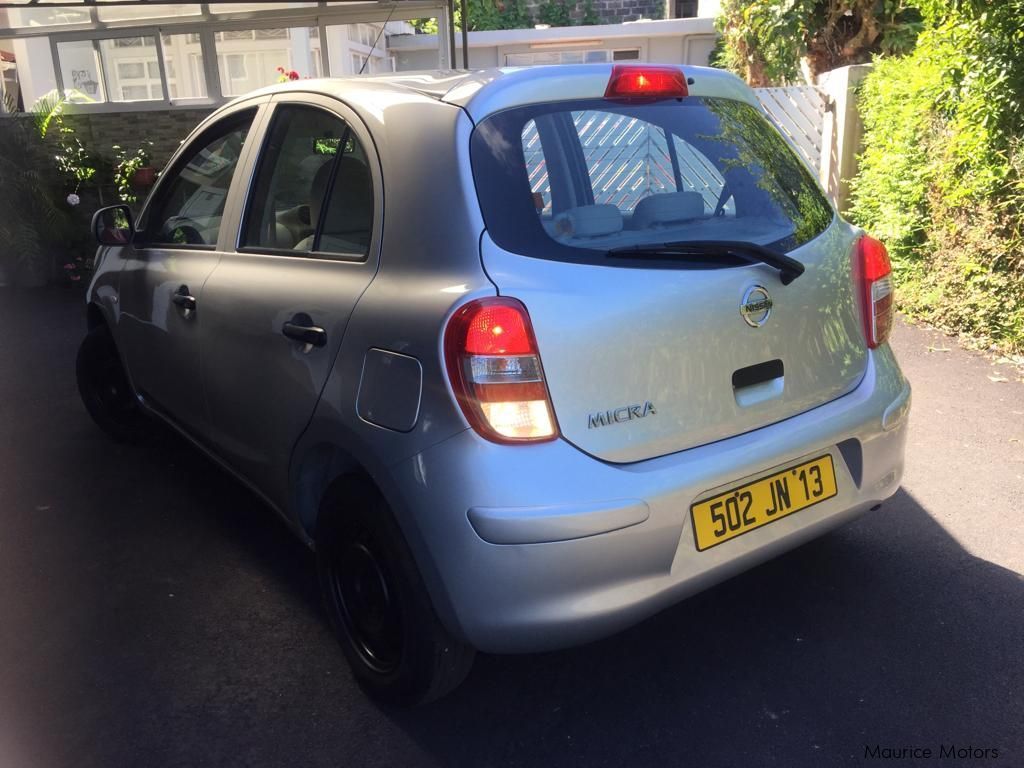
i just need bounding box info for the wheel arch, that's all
[295,440,468,645]
[86,301,107,331]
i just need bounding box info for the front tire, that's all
[316,482,475,706]
[76,324,142,442]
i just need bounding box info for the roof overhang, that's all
[0,0,450,39]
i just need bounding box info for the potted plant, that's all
[113,141,156,203]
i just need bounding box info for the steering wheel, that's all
[163,218,206,246]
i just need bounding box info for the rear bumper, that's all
[387,345,910,653]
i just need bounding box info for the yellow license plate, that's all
[690,454,838,552]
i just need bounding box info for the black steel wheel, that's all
[76,324,143,442]
[317,480,475,706]
[327,533,403,674]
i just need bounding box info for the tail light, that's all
[853,235,894,348]
[444,297,558,444]
[604,65,689,102]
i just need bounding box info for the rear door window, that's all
[472,96,832,264]
[242,104,373,260]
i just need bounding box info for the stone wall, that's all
[591,0,665,23]
[58,107,216,170]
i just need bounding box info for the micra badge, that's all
[588,401,657,429]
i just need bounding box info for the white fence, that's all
[754,65,872,213]
[516,66,869,219]
[755,85,828,173]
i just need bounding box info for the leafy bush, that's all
[479,0,533,29]
[712,0,922,86]
[849,0,1024,351]
[580,0,601,25]
[412,0,533,32]
[0,117,72,283]
[536,0,572,27]
[112,141,154,204]
[411,0,601,32]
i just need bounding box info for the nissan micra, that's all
[79,64,911,705]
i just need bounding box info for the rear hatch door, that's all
[470,90,867,463]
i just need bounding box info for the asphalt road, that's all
[1,287,1021,768]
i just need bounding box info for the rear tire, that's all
[76,324,143,442]
[316,482,475,706]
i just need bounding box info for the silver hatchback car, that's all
[79,64,911,705]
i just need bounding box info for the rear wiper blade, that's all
[608,240,805,285]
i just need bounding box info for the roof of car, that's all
[241,65,758,121]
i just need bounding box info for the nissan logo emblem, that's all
[740,285,773,328]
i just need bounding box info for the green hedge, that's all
[849,1,1024,350]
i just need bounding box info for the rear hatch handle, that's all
[608,240,805,285]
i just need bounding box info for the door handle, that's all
[172,286,197,315]
[282,318,327,348]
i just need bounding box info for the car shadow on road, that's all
[384,488,1023,766]
[2,288,1020,768]
[51,412,1024,767]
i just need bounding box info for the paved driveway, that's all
[1,288,1021,767]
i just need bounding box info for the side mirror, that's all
[92,204,135,246]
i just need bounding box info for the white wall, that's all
[697,0,720,17]
[389,17,718,70]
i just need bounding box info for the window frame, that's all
[233,94,381,265]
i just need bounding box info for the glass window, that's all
[117,62,146,80]
[243,106,372,258]
[99,37,161,102]
[141,111,254,248]
[57,40,105,103]
[209,2,315,12]
[96,4,201,22]
[672,134,735,216]
[575,110,676,210]
[120,85,150,100]
[505,49,624,66]
[471,96,834,265]
[324,21,408,76]
[1,42,20,111]
[521,119,551,216]
[162,33,207,100]
[676,0,699,18]
[215,26,320,96]
[59,36,169,104]
[7,6,91,29]
[342,19,434,75]
[612,49,641,61]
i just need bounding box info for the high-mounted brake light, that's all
[604,65,689,102]
[853,235,894,349]
[444,297,559,444]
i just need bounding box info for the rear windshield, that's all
[470,96,834,264]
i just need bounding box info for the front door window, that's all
[140,109,254,248]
